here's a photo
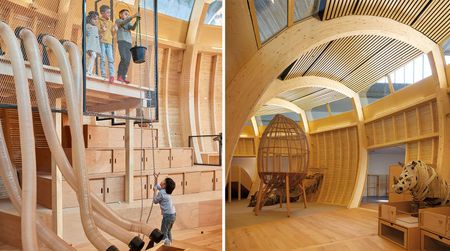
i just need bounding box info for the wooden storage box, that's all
[419,207,450,239]
[37,175,78,209]
[421,229,450,250]
[379,201,418,223]
[378,219,420,250]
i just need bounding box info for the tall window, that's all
[389,54,431,91]
[329,97,353,115]
[359,77,390,106]
[294,0,319,22]
[142,0,195,21]
[254,0,288,43]
[307,104,328,120]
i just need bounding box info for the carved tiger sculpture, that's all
[393,160,450,206]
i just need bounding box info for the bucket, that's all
[130,46,147,64]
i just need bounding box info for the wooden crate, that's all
[379,201,418,223]
[378,219,420,250]
[421,229,450,251]
[419,207,450,239]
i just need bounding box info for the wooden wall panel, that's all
[167,50,184,147]
[310,126,359,206]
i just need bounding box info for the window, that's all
[442,37,450,65]
[281,112,301,122]
[359,77,390,106]
[259,114,277,126]
[204,0,222,25]
[294,0,319,22]
[142,0,194,21]
[390,54,431,91]
[329,98,353,115]
[307,104,328,120]
[254,0,288,43]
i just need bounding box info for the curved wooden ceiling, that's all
[254,0,448,116]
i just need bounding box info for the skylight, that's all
[204,0,222,26]
[142,0,194,21]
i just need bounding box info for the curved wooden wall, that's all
[310,126,359,206]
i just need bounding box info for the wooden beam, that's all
[186,0,208,45]
[248,0,262,48]
[89,98,141,113]
[288,0,294,27]
[209,55,218,136]
[161,48,173,147]
[125,109,136,202]
[194,53,204,152]
[51,98,62,237]
[250,116,259,137]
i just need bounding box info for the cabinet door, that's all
[160,173,183,195]
[108,127,125,148]
[200,171,215,192]
[134,176,148,200]
[170,148,193,168]
[89,178,105,201]
[134,149,145,171]
[214,170,222,191]
[85,150,113,174]
[135,129,158,148]
[86,126,109,148]
[146,149,170,169]
[113,149,126,173]
[105,176,125,203]
[185,172,201,194]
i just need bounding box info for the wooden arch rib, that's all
[264,97,310,133]
[226,15,439,206]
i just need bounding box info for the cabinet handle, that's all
[216,178,218,182]
[107,188,110,193]
[185,181,187,186]
[89,134,91,140]
[144,184,147,189]
[168,156,170,161]
[145,157,148,162]
[150,184,152,189]
[101,188,103,194]
[109,159,112,164]
[114,158,117,164]
[172,156,174,160]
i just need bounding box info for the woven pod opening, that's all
[257,114,309,187]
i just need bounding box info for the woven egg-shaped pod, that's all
[257,114,309,185]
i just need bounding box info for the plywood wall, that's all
[309,126,359,206]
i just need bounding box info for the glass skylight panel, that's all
[254,0,288,43]
[359,78,390,106]
[294,0,319,22]
[307,104,328,120]
[204,0,222,25]
[260,114,277,126]
[142,0,195,21]
[390,54,432,91]
[329,98,353,115]
[281,112,301,122]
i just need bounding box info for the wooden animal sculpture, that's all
[393,160,450,206]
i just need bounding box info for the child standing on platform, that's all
[116,9,139,83]
[98,5,116,83]
[153,177,176,246]
[86,11,100,76]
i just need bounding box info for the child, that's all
[116,9,139,83]
[98,5,116,83]
[86,11,100,76]
[153,177,176,246]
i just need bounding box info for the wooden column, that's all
[125,109,136,202]
[51,98,62,236]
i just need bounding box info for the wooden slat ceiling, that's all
[323,0,449,44]
[291,89,345,110]
[255,105,292,116]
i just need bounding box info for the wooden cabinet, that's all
[160,173,184,196]
[85,149,112,174]
[134,128,158,148]
[419,207,450,239]
[134,149,145,170]
[184,172,201,194]
[90,178,105,201]
[214,170,222,191]
[63,125,125,148]
[200,171,215,192]
[105,176,125,203]
[146,149,170,170]
[112,149,126,173]
[134,176,149,200]
[171,148,193,168]
[421,230,450,251]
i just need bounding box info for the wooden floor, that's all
[226,200,404,251]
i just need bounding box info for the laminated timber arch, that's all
[264,97,309,133]
[226,15,445,208]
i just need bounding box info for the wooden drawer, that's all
[134,176,148,200]
[380,204,397,223]
[379,201,415,224]
[184,172,201,194]
[421,229,450,251]
[90,178,105,201]
[146,149,170,169]
[105,176,125,203]
[214,170,222,191]
[112,149,126,173]
[134,128,158,148]
[420,207,450,238]
[160,173,184,196]
[200,171,215,192]
[378,219,420,250]
[170,148,193,168]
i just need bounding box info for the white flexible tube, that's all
[0,122,75,251]
[19,29,144,249]
[62,41,83,118]
[0,21,39,251]
[42,35,115,251]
